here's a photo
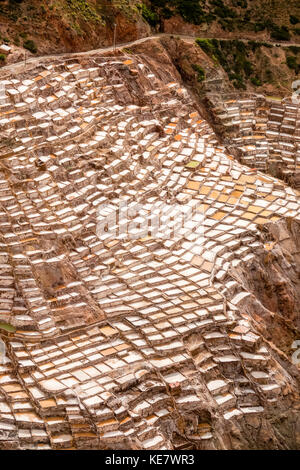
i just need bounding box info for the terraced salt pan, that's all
[0,54,298,450]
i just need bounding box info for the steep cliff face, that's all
[230,220,300,343]
[246,220,300,325]
[0,0,150,55]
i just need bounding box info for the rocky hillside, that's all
[126,36,299,115]
[144,0,300,41]
[0,0,299,59]
[0,0,149,56]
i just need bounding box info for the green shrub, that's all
[148,0,214,25]
[289,46,300,54]
[249,40,272,51]
[192,64,205,82]
[251,76,261,86]
[161,6,173,18]
[290,15,299,25]
[196,37,256,85]
[248,40,260,52]
[66,0,101,22]
[233,39,246,53]
[195,38,214,54]
[218,18,236,31]
[138,4,159,27]
[261,42,273,48]
[254,22,266,32]
[175,0,206,24]
[232,0,247,7]
[286,55,299,72]
[243,60,253,76]
[0,54,6,62]
[13,35,20,46]
[23,39,37,53]
[233,77,246,89]
[264,69,273,83]
[211,0,237,21]
[270,25,290,41]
